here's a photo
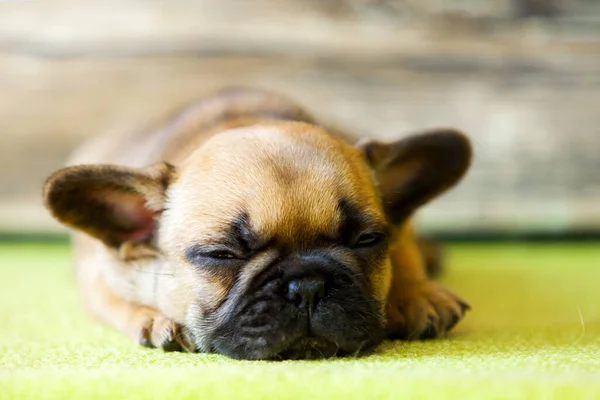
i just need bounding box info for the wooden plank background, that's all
[1,0,599,235]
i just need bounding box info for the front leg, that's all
[385,227,470,340]
[80,269,196,352]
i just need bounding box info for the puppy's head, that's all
[44,122,471,359]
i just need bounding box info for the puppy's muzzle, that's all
[208,254,385,360]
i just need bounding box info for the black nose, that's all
[286,275,327,310]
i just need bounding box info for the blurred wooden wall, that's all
[1,0,599,235]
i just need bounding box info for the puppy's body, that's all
[45,88,471,359]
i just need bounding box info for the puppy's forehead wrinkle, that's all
[164,122,384,255]
[300,247,362,273]
[204,250,280,328]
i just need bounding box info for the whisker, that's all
[572,305,586,345]
[333,340,341,358]
[310,342,326,359]
[352,340,367,357]
[128,268,174,277]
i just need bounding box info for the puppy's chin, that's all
[196,265,386,360]
[207,307,384,361]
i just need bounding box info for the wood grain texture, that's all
[1,0,599,233]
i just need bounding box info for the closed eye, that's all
[205,249,240,260]
[185,246,246,265]
[337,199,388,250]
[353,231,387,248]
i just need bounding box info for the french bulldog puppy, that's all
[43,88,471,360]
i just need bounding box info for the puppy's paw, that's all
[386,281,470,340]
[131,307,196,352]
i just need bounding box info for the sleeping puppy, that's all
[43,88,471,360]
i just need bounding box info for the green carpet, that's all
[1,243,599,399]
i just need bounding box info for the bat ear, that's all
[357,129,472,224]
[43,162,175,250]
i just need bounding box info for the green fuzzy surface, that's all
[1,243,599,399]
